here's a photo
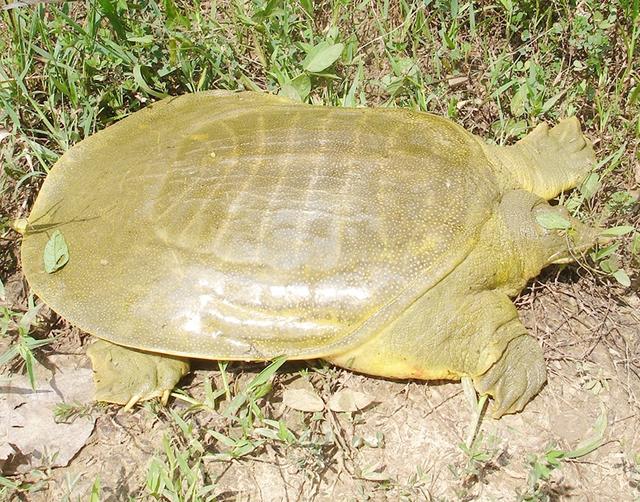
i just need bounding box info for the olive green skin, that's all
[21,91,596,415]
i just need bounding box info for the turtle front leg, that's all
[486,117,596,200]
[86,339,190,410]
[326,290,546,418]
[472,320,546,418]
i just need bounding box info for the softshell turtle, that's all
[19,91,598,417]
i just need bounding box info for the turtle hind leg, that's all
[489,117,596,200]
[86,339,190,409]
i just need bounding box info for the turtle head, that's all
[497,190,598,288]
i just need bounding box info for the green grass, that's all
[0,0,638,499]
[0,296,51,389]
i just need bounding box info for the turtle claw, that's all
[123,394,142,412]
[473,334,547,418]
[86,339,190,408]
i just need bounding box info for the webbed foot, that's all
[86,339,190,409]
[473,334,546,418]
[520,117,595,197]
[490,117,596,199]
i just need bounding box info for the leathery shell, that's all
[21,92,499,360]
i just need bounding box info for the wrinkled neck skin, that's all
[457,192,564,298]
[459,216,537,298]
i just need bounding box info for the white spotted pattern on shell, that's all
[21,92,499,359]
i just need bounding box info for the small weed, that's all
[0,298,52,389]
[450,431,503,495]
[219,355,287,433]
[146,434,216,502]
[564,157,638,287]
[52,401,95,424]
[352,430,385,449]
[520,407,607,501]
[146,357,291,497]
[88,476,101,502]
[0,472,47,500]
[396,465,433,500]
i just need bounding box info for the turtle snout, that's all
[545,212,599,264]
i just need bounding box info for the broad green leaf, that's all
[43,230,70,273]
[535,211,572,230]
[280,74,310,102]
[289,74,311,100]
[600,225,635,237]
[632,233,640,255]
[279,83,302,102]
[391,57,419,79]
[382,75,406,95]
[302,42,344,73]
[612,269,631,287]
[133,64,168,99]
[598,258,617,274]
[591,243,618,261]
[578,172,601,199]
